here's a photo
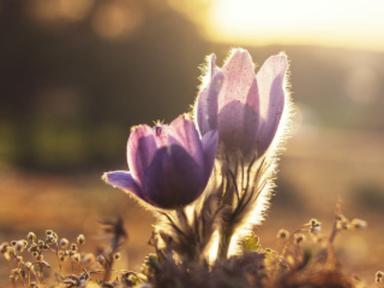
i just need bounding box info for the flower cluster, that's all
[104,49,288,211]
[103,48,290,262]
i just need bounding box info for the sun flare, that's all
[203,0,384,50]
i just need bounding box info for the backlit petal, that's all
[127,125,157,184]
[102,170,143,199]
[256,53,288,154]
[201,130,218,183]
[169,114,204,167]
[143,145,203,209]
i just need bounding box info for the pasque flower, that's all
[196,49,288,157]
[103,114,218,209]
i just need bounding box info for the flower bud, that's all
[195,49,288,158]
[103,114,218,209]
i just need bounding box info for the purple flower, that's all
[102,114,218,209]
[196,49,288,157]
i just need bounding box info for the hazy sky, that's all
[201,0,384,50]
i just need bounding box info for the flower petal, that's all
[196,68,224,136]
[143,145,204,209]
[218,98,259,153]
[168,114,204,168]
[127,125,157,184]
[102,170,143,198]
[217,49,260,153]
[207,53,221,78]
[201,130,218,183]
[219,48,256,109]
[256,53,288,154]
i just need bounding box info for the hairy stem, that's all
[217,226,233,260]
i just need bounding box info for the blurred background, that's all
[0,0,383,283]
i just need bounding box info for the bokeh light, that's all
[205,0,384,50]
[27,0,94,23]
[91,0,143,40]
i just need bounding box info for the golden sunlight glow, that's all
[203,0,384,50]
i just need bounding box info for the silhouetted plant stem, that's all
[217,226,233,260]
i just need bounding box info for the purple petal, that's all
[196,70,224,135]
[143,145,204,209]
[207,53,220,78]
[201,130,218,183]
[242,79,261,152]
[168,114,204,167]
[217,49,259,151]
[256,53,288,154]
[218,99,259,153]
[102,170,143,198]
[219,48,256,110]
[127,125,157,184]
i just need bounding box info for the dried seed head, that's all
[336,214,347,222]
[113,252,121,261]
[376,271,384,283]
[294,233,306,245]
[70,243,78,252]
[76,234,86,245]
[336,220,349,230]
[277,229,290,240]
[45,230,54,236]
[336,214,349,230]
[309,218,320,226]
[27,232,37,242]
[71,253,81,262]
[96,254,106,266]
[0,242,9,254]
[350,218,367,230]
[59,238,69,249]
[308,218,321,234]
[24,261,33,269]
[4,246,15,260]
[46,235,58,245]
[37,240,45,249]
[15,240,26,253]
[36,254,44,262]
